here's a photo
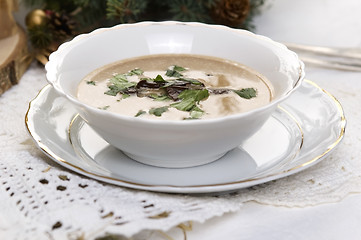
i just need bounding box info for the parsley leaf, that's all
[184,110,204,120]
[86,80,96,85]
[149,106,169,117]
[233,88,257,99]
[122,94,130,99]
[128,68,144,76]
[135,110,146,117]
[105,82,136,96]
[166,69,183,77]
[170,89,209,112]
[190,111,203,119]
[112,74,128,82]
[178,89,209,102]
[165,65,186,77]
[154,74,166,83]
[177,77,203,85]
[170,98,196,111]
[149,94,170,101]
[173,65,186,72]
[162,80,177,88]
[105,74,137,96]
[104,85,121,96]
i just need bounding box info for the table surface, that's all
[2,0,361,239]
[160,0,361,239]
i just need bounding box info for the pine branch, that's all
[27,24,53,49]
[106,0,149,23]
[73,1,109,31]
[24,0,267,57]
[23,0,44,8]
[168,0,211,22]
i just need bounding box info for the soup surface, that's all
[77,54,273,120]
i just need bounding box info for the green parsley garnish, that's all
[173,65,186,72]
[170,89,209,112]
[105,74,137,96]
[149,106,169,117]
[165,69,182,77]
[128,68,144,76]
[113,73,128,81]
[233,88,257,99]
[171,98,196,112]
[185,109,204,120]
[135,110,146,117]
[122,94,130,99]
[86,80,96,85]
[165,65,186,77]
[176,77,203,85]
[149,94,170,101]
[178,89,209,102]
[154,74,166,83]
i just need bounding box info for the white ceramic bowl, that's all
[46,21,305,168]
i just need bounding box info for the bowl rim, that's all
[45,21,305,127]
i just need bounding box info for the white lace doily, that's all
[1,63,361,239]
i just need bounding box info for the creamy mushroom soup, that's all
[77,54,274,120]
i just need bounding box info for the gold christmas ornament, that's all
[25,9,47,28]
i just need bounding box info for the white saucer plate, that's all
[25,80,346,193]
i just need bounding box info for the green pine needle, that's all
[28,25,53,49]
[24,0,266,52]
[168,0,211,22]
[106,0,148,23]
